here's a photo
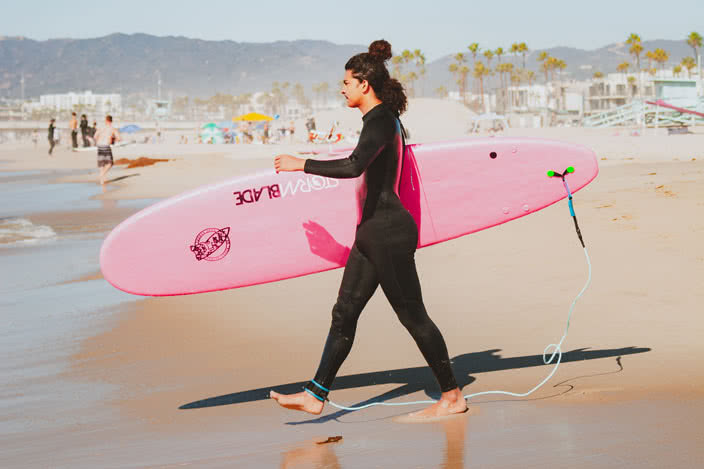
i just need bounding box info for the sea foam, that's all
[0,218,57,247]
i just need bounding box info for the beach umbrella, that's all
[119,124,141,134]
[202,122,218,129]
[232,112,274,122]
[200,126,224,144]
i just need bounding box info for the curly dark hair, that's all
[345,39,408,116]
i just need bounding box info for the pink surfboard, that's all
[100,137,598,296]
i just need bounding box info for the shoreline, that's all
[2,125,704,466]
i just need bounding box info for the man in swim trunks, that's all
[69,112,78,149]
[93,115,121,185]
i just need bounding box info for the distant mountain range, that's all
[0,34,698,100]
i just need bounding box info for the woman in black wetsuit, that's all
[271,40,467,420]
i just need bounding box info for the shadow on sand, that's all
[180,346,650,423]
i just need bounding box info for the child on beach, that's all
[93,115,121,185]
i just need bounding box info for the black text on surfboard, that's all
[233,185,281,205]
[232,176,339,206]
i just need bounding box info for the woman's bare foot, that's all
[396,388,467,423]
[270,390,325,415]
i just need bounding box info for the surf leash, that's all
[324,166,593,412]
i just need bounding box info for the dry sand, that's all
[2,101,704,467]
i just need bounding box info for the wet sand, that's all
[1,116,703,467]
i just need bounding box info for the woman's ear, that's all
[360,80,370,94]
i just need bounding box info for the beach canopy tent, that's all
[200,123,224,144]
[470,113,509,133]
[119,124,141,134]
[232,112,274,122]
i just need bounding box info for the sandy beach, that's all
[1,101,703,467]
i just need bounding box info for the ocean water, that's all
[0,170,153,441]
[0,169,155,248]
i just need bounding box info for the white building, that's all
[31,91,122,116]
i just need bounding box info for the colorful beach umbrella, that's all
[232,112,274,122]
[119,124,141,134]
[200,126,224,144]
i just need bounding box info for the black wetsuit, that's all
[302,103,458,400]
[48,124,56,155]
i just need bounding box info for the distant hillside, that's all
[0,34,698,99]
[0,34,364,98]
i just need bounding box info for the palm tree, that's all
[435,86,448,98]
[617,61,630,74]
[626,33,644,104]
[673,65,682,78]
[391,55,404,80]
[483,49,494,67]
[653,48,669,71]
[510,43,520,67]
[645,50,655,70]
[483,49,495,90]
[467,43,480,94]
[593,71,604,79]
[468,43,480,63]
[686,32,702,75]
[681,57,696,78]
[413,49,426,96]
[627,76,637,98]
[537,51,550,83]
[473,61,490,110]
[495,47,505,64]
[449,53,469,103]
[526,70,536,86]
[518,42,529,69]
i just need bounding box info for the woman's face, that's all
[341,69,366,108]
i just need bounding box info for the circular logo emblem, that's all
[190,227,231,262]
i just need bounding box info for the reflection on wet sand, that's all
[279,414,468,469]
[280,438,341,469]
[439,414,467,469]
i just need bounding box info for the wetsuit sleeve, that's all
[303,116,391,178]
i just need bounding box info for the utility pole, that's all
[157,70,162,100]
[20,72,25,120]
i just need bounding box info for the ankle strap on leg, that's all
[304,380,329,401]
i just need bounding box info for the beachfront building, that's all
[24,91,122,117]
[584,71,655,116]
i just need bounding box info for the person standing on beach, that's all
[271,40,468,420]
[80,114,90,147]
[93,115,121,185]
[47,119,56,155]
[69,112,78,149]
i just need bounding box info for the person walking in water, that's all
[93,115,120,185]
[69,112,78,149]
[47,118,56,155]
[271,40,467,420]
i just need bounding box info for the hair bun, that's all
[368,39,392,62]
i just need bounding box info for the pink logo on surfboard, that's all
[190,227,231,261]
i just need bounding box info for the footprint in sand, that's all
[655,185,676,197]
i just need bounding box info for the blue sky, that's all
[2,0,702,60]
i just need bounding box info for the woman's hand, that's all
[274,154,305,173]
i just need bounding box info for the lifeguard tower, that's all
[583,78,704,128]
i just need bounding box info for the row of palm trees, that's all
[439,41,567,111]
[595,32,702,81]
